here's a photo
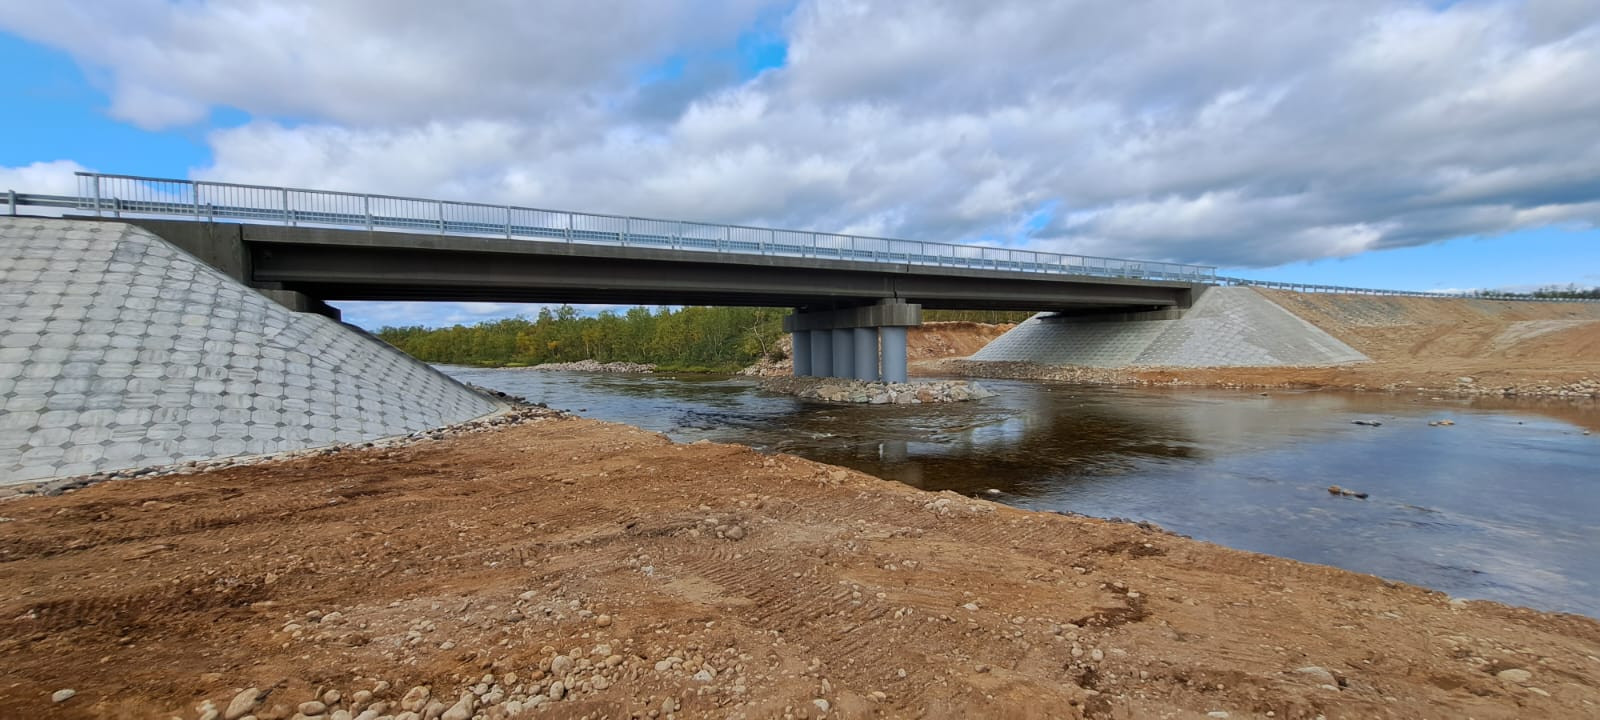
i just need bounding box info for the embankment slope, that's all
[0,218,501,484]
[947,288,1600,397]
[1,418,1595,718]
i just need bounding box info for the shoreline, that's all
[929,358,1600,400]
[2,416,1596,718]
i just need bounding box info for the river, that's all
[443,367,1600,618]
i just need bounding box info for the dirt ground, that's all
[3,416,1597,719]
[905,323,1014,361]
[932,293,1600,399]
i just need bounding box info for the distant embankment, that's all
[951,286,1600,397]
[0,217,502,485]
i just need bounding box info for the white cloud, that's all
[0,160,88,196]
[6,0,1600,269]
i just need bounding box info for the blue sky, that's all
[2,1,1597,329]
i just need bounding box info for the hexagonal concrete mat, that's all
[0,217,502,484]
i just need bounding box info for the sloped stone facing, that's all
[1133,287,1368,366]
[970,287,1368,368]
[0,218,501,484]
[970,313,1167,367]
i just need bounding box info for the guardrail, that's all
[1218,276,1600,303]
[6,175,1594,302]
[5,172,1217,283]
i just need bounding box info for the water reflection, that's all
[444,367,1600,618]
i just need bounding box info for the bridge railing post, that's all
[504,205,512,238]
[437,201,445,234]
[566,213,573,243]
[367,196,375,231]
[92,175,102,216]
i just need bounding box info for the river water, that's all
[443,367,1600,618]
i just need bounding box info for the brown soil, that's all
[4,417,1597,719]
[905,322,1014,361]
[931,293,1600,399]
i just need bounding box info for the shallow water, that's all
[444,367,1600,618]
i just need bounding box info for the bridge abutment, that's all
[783,300,921,382]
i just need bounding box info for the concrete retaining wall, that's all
[971,286,1369,367]
[0,218,502,484]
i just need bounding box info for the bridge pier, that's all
[852,327,879,381]
[880,326,908,383]
[791,331,812,376]
[783,300,921,381]
[832,328,854,379]
[809,329,834,377]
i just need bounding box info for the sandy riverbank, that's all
[2,415,1596,719]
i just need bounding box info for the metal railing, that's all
[6,172,1216,283]
[1217,276,1600,303]
[5,174,1594,302]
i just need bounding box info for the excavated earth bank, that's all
[939,290,1600,398]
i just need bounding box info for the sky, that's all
[2,0,1598,329]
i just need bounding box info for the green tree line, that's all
[377,306,1033,371]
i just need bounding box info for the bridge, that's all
[8,173,1219,382]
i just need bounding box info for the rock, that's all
[225,688,262,719]
[1497,668,1533,684]
[548,681,566,701]
[594,614,613,627]
[724,525,747,540]
[962,602,980,611]
[1293,667,1337,686]
[551,654,574,676]
[1207,713,1230,719]
[1327,485,1369,499]
[331,710,352,720]
[299,701,328,716]
[693,669,714,682]
[440,694,475,720]
[1351,420,1382,427]
[814,698,831,714]
[51,689,75,703]
[400,686,431,712]
[322,690,341,706]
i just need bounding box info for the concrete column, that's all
[831,328,853,379]
[880,325,908,383]
[791,331,812,376]
[809,329,833,377]
[852,327,878,381]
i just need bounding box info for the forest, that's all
[375,306,1029,371]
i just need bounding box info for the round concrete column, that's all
[791,331,812,376]
[852,327,879,381]
[809,329,833,377]
[880,326,908,383]
[831,328,853,379]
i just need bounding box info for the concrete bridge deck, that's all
[7,172,1211,314]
